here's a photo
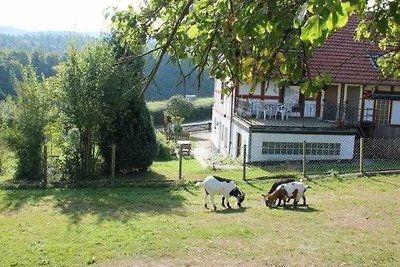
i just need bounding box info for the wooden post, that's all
[179,144,183,180]
[243,145,247,180]
[111,144,116,183]
[303,141,307,178]
[359,138,364,174]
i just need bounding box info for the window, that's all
[369,53,383,69]
[262,142,341,155]
[375,99,390,124]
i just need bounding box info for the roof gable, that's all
[309,16,399,86]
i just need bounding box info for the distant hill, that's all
[144,55,213,100]
[0,26,30,35]
[0,27,96,54]
[0,27,213,100]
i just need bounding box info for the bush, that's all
[150,103,213,126]
[155,132,176,160]
[100,99,158,173]
[3,67,49,181]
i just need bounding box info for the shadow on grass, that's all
[243,179,265,191]
[214,207,249,214]
[0,172,187,224]
[280,205,319,213]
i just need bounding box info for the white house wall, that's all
[211,111,233,155]
[265,82,279,97]
[231,121,250,160]
[250,133,355,161]
[238,83,262,96]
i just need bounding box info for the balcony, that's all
[234,98,372,129]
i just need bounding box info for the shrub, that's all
[155,132,176,160]
[100,99,158,173]
[3,67,49,181]
[166,95,194,131]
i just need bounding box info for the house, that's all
[211,16,400,163]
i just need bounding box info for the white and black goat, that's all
[262,181,309,208]
[196,176,245,210]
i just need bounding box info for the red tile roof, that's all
[309,16,400,86]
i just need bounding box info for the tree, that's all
[3,66,50,181]
[57,43,115,179]
[58,39,157,178]
[110,0,399,97]
[98,34,157,173]
[166,95,194,132]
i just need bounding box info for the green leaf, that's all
[301,15,322,44]
[187,25,199,39]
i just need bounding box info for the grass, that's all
[0,173,399,266]
[146,97,213,111]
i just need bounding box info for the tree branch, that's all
[139,0,194,98]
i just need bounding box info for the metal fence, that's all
[243,137,400,178]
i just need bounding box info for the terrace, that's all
[234,98,371,130]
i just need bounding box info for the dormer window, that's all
[369,53,383,69]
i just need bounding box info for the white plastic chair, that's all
[263,103,278,120]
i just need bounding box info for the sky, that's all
[0,0,140,33]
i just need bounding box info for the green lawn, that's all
[0,173,399,266]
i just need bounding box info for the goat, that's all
[262,181,309,208]
[267,178,296,206]
[196,176,245,210]
[268,178,296,194]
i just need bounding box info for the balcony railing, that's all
[234,98,375,128]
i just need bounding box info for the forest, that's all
[0,29,213,100]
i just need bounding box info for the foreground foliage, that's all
[111,0,399,96]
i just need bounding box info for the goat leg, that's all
[221,196,226,208]
[211,195,217,211]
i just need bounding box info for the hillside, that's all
[0,27,213,100]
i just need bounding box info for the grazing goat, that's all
[268,178,296,194]
[262,181,309,208]
[196,176,245,210]
[267,178,296,206]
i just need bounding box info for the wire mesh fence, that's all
[40,142,188,187]
[363,138,400,173]
[244,137,400,179]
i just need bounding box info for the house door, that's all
[345,85,361,122]
[236,133,242,158]
[323,85,339,120]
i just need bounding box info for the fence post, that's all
[243,145,247,180]
[359,137,364,175]
[178,144,183,180]
[111,144,116,183]
[302,141,307,178]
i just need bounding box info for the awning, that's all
[369,91,400,100]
